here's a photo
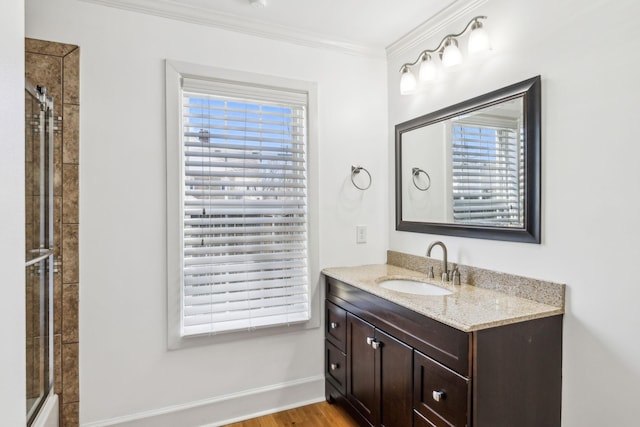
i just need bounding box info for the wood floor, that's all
[222,401,359,427]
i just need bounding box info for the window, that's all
[166,61,318,346]
[450,116,524,227]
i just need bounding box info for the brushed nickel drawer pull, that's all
[330,363,339,371]
[432,390,446,402]
[330,322,339,329]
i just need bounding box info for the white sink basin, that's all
[378,279,452,296]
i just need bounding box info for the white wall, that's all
[0,1,26,425]
[25,0,388,424]
[388,0,640,425]
[24,0,640,425]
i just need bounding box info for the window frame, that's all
[165,60,320,349]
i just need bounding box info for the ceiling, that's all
[81,0,474,55]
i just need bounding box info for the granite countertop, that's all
[322,264,565,333]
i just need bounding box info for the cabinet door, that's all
[377,329,413,427]
[347,313,377,426]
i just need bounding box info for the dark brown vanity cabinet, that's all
[324,276,562,427]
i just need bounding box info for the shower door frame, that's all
[25,81,55,426]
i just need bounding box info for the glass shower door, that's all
[25,83,54,425]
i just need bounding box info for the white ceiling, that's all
[81,0,475,55]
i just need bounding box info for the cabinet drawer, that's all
[325,340,347,395]
[414,350,469,427]
[414,410,437,427]
[326,300,347,351]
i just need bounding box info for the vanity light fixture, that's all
[400,65,418,95]
[399,16,490,94]
[418,53,438,82]
[468,18,490,54]
[441,38,462,67]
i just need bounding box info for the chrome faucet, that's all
[426,241,449,282]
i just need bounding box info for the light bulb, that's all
[468,21,490,54]
[441,38,462,67]
[400,67,417,95]
[418,54,438,82]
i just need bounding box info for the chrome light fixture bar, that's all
[399,16,490,95]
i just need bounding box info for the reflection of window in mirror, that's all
[449,107,524,228]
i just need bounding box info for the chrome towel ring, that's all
[412,167,431,191]
[351,165,372,190]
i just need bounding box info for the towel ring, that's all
[412,167,431,191]
[351,165,372,190]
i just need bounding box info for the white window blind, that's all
[451,117,524,227]
[180,78,309,336]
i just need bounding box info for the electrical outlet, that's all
[356,225,367,244]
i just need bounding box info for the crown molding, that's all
[79,0,386,58]
[386,0,488,60]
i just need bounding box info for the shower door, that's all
[25,83,55,425]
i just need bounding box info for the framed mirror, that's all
[395,76,541,243]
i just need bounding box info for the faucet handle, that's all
[451,268,461,286]
[427,266,434,279]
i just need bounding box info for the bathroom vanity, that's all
[323,259,564,427]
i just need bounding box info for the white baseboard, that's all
[82,375,325,427]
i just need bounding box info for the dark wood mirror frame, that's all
[395,75,541,243]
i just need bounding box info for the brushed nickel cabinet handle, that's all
[432,390,446,402]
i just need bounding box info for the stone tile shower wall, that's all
[26,38,80,427]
